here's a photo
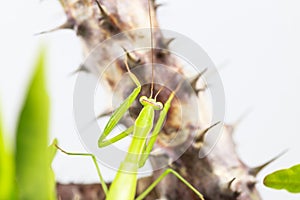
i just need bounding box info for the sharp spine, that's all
[151,0,164,11]
[225,108,252,134]
[193,121,220,148]
[35,20,75,35]
[227,177,236,189]
[249,150,288,176]
[69,64,90,76]
[163,37,175,48]
[96,109,114,119]
[122,47,141,64]
[95,0,109,18]
[154,3,164,10]
[190,68,208,94]
[95,0,120,34]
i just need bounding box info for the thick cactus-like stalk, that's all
[50,0,279,199]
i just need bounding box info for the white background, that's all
[0,0,300,199]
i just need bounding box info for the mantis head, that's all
[139,96,163,110]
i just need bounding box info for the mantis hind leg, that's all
[55,145,109,196]
[135,168,204,200]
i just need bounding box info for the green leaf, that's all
[0,108,15,199]
[264,164,300,193]
[15,48,56,200]
[47,138,58,199]
[48,139,58,165]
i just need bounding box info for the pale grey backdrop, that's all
[0,0,299,199]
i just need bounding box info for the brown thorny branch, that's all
[43,0,284,199]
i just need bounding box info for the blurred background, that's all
[0,0,299,199]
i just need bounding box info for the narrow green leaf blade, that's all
[47,139,58,199]
[48,139,58,165]
[264,164,300,193]
[0,109,15,199]
[15,48,55,199]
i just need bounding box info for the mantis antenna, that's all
[148,0,155,98]
[154,86,164,100]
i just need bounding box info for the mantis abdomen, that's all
[106,162,138,200]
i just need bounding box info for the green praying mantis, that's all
[57,60,203,200]
[56,56,204,200]
[56,61,204,200]
[55,0,205,199]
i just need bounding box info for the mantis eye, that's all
[154,102,163,110]
[139,96,147,105]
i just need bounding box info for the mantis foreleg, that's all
[98,61,141,147]
[99,126,134,147]
[138,91,176,167]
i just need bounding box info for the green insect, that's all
[55,0,205,199]
[56,55,204,200]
